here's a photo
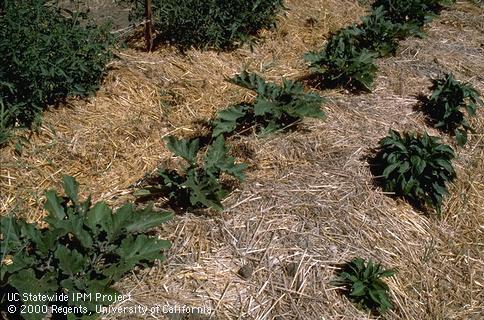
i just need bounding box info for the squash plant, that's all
[212,71,325,136]
[0,176,172,320]
[372,0,455,27]
[304,0,455,91]
[357,6,409,57]
[304,28,378,91]
[135,135,247,211]
[333,258,395,314]
[373,130,456,213]
[121,0,285,50]
[424,74,482,146]
[0,0,113,142]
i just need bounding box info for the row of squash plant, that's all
[302,0,482,315]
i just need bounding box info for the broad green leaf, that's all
[44,190,66,220]
[20,222,58,254]
[382,163,400,178]
[424,73,480,148]
[124,208,173,233]
[416,159,426,175]
[54,246,89,274]
[229,71,262,92]
[434,144,454,156]
[434,159,454,175]
[165,136,200,165]
[403,177,417,195]
[212,104,249,137]
[398,161,410,174]
[376,129,456,213]
[9,269,58,320]
[62,175,79,205]
[254,99,277,116]
[334,257,394,313]
[110,204,138,239]
[191,179,223,211]
[350,281,366,297]
[184,172,223,210]
[368,288,381,304]
[379,269,395,278]
[465,102,476,116]
[86,201,113,232]
[304,51,325,64]
[204,135,247,181]
[287,102,326,119]
[204,135,230,171]
[104,235,171,278]
[45,211,93,248]
[352,258,365,272]
[227,72,326,134]
[432,182,448,197]
[118,234,171,261]
[372,279,390,291]
[387,140,406,151]
[1,215,27,251]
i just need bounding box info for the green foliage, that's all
[1,176,172,320]
[374,130,456,213]
[357,6,411,57]
[135,135,247,211]
[212,103,252,137]
[304,28,378,91]
[212,71,325,136]
[125,0,285,50]
[333,258,395,314]
[304,0,455,90]
[424,74,482,146]
[0,99,11,146]
[372,0,455,27]
[0,0,113,141]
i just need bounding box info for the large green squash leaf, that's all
[9,269,58,320]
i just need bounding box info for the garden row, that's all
[301,0,482,314]
[301,0,481,216]
[0,0,285,146]
[305,0,456,91]
[1,0,482,318]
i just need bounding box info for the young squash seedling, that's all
[372,129,456,214]
[424,74,482,146]
[212,71,325,136]
[135,135,247,211]
[333,258,395,314]
[0,176,172,320]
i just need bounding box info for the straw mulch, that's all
[0,1,482,319]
